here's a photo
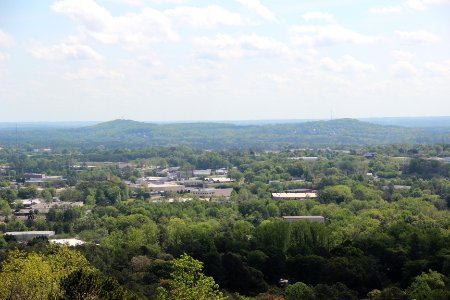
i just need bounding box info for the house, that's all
[269,180,282,185]
[363,152,377,159]
[272,192,317,200]
[382,185,412,191]
[4,231,55,242]
[282,216,325,223]
[14,209,36,221]
[393,185,411,190]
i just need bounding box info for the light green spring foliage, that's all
[0,245,92,300]
[407,270,448,300]
[285,282,315,300]
[157,253,226,300]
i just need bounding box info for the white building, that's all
[272,192,317,200]
[5,231,55,242]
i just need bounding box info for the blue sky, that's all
[1,0,449,122]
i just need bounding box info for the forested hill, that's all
[1,118,449,149]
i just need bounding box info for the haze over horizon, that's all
[1,0,450,122]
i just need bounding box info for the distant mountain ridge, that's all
[0,118,448,149]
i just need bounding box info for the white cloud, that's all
[302,12,334,22]
[236,0,276,21]
[406,0,428,10]
[52,0,178,47]
[406,0,450,10]
[395,30,440,44]
[369,6,403,14]
[0,30,14,48]
[392,61,419,77]
[137,55,162,67]
[64,67,124,80]
[194,34,291,61]
[392,50,416,60]
[130,0,186,4]
[290,25,376,47]
[370,1,450,13]
[29,43,103,60]
[0,52,7,61]
[52,0,112,30]
[321,55,375,74]
[424,60,450,75]
[257,73,289,84]
[165,5,249,27]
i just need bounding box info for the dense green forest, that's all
[0,145,449,299]
[1,118,449,149]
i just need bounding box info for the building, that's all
[178,179,203,187]
[19,199,41,207]
[147,183,186,193]
[285,189,316,193]
[176,170,193,179]
[193,169,212,176]
[288,157,319,161]
[188,188,233,198]
[206,177,234,183]
[24,173,45,180]
[137,176,169,186]
[215,168,228,175]
[116,162,137,169]
[364,152,377,159]
[24,174,66,186]
[282,216,325,223]
[4,231,55,242]
[49,238,85,246]
[272,192,317,200]
[27,201,84,216]
[72,165,97,171]
[0,165,10,175]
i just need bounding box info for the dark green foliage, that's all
[55,268,137,300]
[1,119,449,149]
[222,252,268,296]
[1,144,450,299]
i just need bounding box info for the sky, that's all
[0,0,449,122]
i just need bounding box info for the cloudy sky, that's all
[1,0,449,122]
